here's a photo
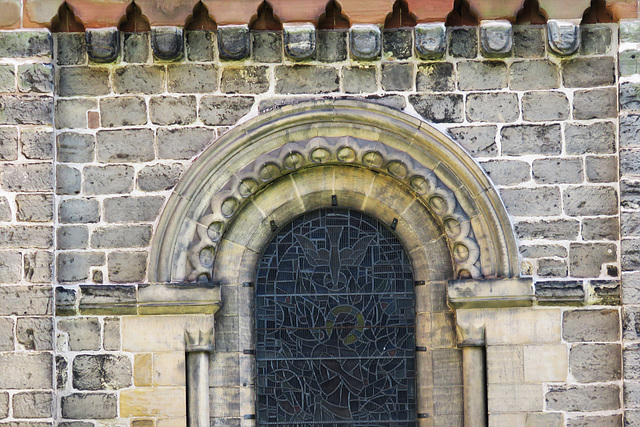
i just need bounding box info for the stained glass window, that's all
[256,208,416,426]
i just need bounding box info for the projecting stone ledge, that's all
[448,277,534,309]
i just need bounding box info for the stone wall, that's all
[0,19,629,426]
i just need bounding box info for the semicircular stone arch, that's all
[149,100,519,283]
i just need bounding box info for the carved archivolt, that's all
[149,100,519,283]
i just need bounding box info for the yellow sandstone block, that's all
[120,387,186,417]
[153,352,186,386]
[134,353,152,387]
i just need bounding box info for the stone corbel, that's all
[547,20,581,55]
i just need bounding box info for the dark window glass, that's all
[256,208,416,426]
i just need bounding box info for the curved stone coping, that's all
[150,100,520,284]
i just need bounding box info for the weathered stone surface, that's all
[56,165,81,196]
[103,317,120,351]
[586,156,617,183]
[55,98,97,129]
[566,414,621,427]
[562,57,615,88]
[381,63,412,91]
[0,285,52,315]
[218,25,250,60]
[536,280,584,303]
[108,251,147,283]
[0,95,52,125]
[409,94,463,123]
[0,31,51,58]
[91,225,152,249]
[0,352,52,389]
[448,27,477,58]
[622,180,640,210]
[0,317,13,350]
[23,251,53,283]
[416,62,455,92]
[221,66,269,94]
[113,66,165,94]
[547,20,580,56]
[565,121,615,154]
[569,242,616,278]
[0,225,52,249]
[58,317,101,351]
[532,157,581,184]
[623,239,640,272]
[563,309,619,342]
[12,391,53,418]
[620,82,640,112]
[589,280,620,306]
[570,343,621,382]
[342,66,376,94]
[620,49,640,77]
[123,32,150,64]
[500,187,561,216]
[73,354,132,390]
[16,194,53,222]
[522,91,569,122]
[520,244,567,258]
[583,216,619,241]
[57,252,104,283]
[96,129,155,163]
[61,393,117,419]
[18,63,53,93]
[0,196,10,222]
[546,385,619,412]
[59,198,100,224]
[251,30,282,63]
[21,129,53,160]
[57,226,88,250]
[573,87,617,119]
[0,127,18,160]
[150,95,197,125]
[86,28,120,63]
[350,25,381,60]
[480,159,530,186]
[57,133,94,163]
[168,63,218,93]
[57,67,110,97]
[466,92,518,122]
[513,26,545,58]
[0,251,21,284]
[104,196,164,223]
[580,25,611,55]
[1,163,53,192]
[0,391,7,418]
[537,259,567,277]
[200,96,254,126]
[284,24,316,60]
[100,96,147,127]
[480,20,512,56]
[501,124,562,155]
[151,27,183,61]
[0,64,15,93]
[563,187,618,216]
[137,163,185,191]
[55,33,87,66]
[515,219,579,240]
[509,59,559,91]
[56,355,68,389]
[458,61,507,90]
[157,127,214,159]
[275,65,339,94]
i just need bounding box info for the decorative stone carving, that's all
[350,24,381,60]
[151,26,184,61]
[547,20,581,55]
[480,20,512,56]
[284,23,316,60]
[86,28,120,63]
[415,23,446,59]
[185,329,214,352]
[217,25,250,60]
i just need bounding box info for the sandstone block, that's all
[509,59,559,90]
[563,186,618,216]
[96,128,155,163]
[12,391,53,418]
[0,251,22,284]
[56,251,105,283]
[562,57,615,88]
[500,187,561,216]
[57,67,109,97]
[522,91,569,122]
[150,95,197,125]
[416,62,455,92]
[16,317,53,350]
[447,126,497,157]
[448,28,477,58]
[342,66,377,94]
[91,225,152,249]
[21,129,53,160]
[524,344,567,382]
[0,127,18,160]
[458,61,507,90]
[481,159,530,186]
[157,127,214,159]
[573,87,617,120]
[570,343,621,382]
[137,163,185,191]
[61,393,117,419]
[0,317,14,351]
[56,165,81,196]
[200,96,254,126]
[104,196,164,223]
[55,98,97,129]
[16,194,53,222]
[563,309,619,342]
[409,94,463,123]
[532,157,581,184]
[100,96,147,127]
[84,165,135,195]
[546,385,620,412]
[466,92,518,122]
[113,65,165,94]
[0,352,52,389]
[221,66,269,94]
[59,198,99,223]
[108,251,147,283]
[381,63,413,91]
[23,250,53,283]
[275,65,339,94]
[73,354,132,390]
[58,317,100,351]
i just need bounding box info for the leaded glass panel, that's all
[256,208,416,426]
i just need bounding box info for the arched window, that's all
[255,208,416,425]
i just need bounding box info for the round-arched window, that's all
[255,208,416,425]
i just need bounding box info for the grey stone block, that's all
[0,392,6,418]
[580,25,611,55]
[500,187,561,216]
[0,251,21,284]
[586,155,617,183]
[186,30,215,62]
[123,32,150,63]
[383,28,412,60]
[218,25,250,60]
[522,91,569,122]
[538,258,568,277]
[275,65,339,94]
[0,285,52,315]
[623,239,640,272]
[55,33,87,66]
[567,415,621,427]
[342,66,377,94]
[284,24,316,60]
[21,129,53,160]
[480,20,512,56]
[58,317,101,351]
[57,67,110,97]
[55,98,97,129]
[589,280,620,306]
[563,309,619,342]
[0,94,53,125]
[622,21,640,43]
[57,132,94,163]
[466,92,518,122]
[57,252,104,283]
[79,284,136,314]
[108,251,147,283]
[415,23,446,59]
[562,57,615,88]
[0,225,52,249]
[251,30,282,63]
[381,63,412,91]
[0,352,52,390]
[56,355,68,389]
[458,61,507,90]
[104,196,164,223]
[509,59,559,91]
[0,64,15,93]
[96,128,155,163]
[547,20,580,56]
[501,124,562,155]
[350,25,381,60]
[18,63,53,93]
[150,95,197,125]
[447,125,497,157]
[447,27,477,58]
[409,94,463,123]
[565,121,615,154]
[416,62,455,92]
[0,127,18,160]
[86,28,119,63]
[515,219,579,240]
[624,309,640,341]
[0,317,14,350]
[620,49,640,77]
[623,82,640,112]
[532,157,582,184]
[167,63,219,93]
[16,317,53,351]
[564,186,618,216]
[103,317,120,351]
[1,163,53,192]
[61,393,117,419]
[570,343,621,382]
[157,127,214,159]
[583,216,619,241]
[73,355,132,390]
[200,96,254,125]
[12,391,53,418]
[622,180,640,209]
[317,30,347,62]
[137,163,185,191]
[57,226,88,250]
[0,196,10,221]
[100,96,147,127]
[59,198,100,224]
[520,244,567,258]
[16,194,53,222]
[546,385,620,412]
[221,66,269,94]
[574,87,617,119]
[480,159,530,186]
[84,165,135,195]
[91,225,152,249]
[535,280,583,303]
[0,31,51,58]
[569,242,617,278]
[56,165,81,196]
[151,26,183,61]
[113,65,165,94]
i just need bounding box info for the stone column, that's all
[186,329,214,427]
[461,344,487,427]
